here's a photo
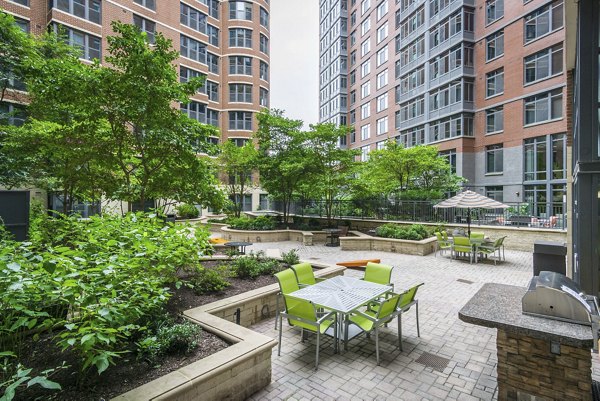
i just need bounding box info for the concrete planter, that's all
[113,261,345,401]
[220,227,330,246]
[340,232,437,256]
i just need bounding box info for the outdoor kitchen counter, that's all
[460,283,595,401]
[459,283,594,348]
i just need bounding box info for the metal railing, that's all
[274,199,567,230]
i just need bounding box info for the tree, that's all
[94,21,224,212]
[303,123,359,226]
[354,140,464,200]
[255,109,311,224]
[0,11,34,103]
[216,140,258,217]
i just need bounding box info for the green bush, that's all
[192,268,231,294]
[175,204,199,219]
[0,212,211,390]
[227,216,275,231]
[137,321,201,364]
[230,255,282,279]
[281,249,300,266]
[375,223,432,241]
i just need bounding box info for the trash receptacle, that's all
[533,240,567,276]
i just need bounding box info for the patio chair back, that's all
[453,236,472,251]
[442,231,449,241]
[376,293,401,320]
[469,232,485,242]
[364,262,394,286]
[496,236,507,247]
[399,283,424,311]
[435,232,444,241]
[282,294,318,328]
[291,262,317,286]
[275,268,300,295]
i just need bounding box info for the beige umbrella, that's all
[433,190,509,236]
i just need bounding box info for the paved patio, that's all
[243,241,600,401]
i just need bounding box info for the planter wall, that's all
[220,227,330,246]
[341,234,437,256]
[113,261,345,401]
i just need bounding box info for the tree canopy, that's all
[215,140,258,217]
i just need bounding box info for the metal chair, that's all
[434,232,452,257]
[363,262,394,290]
[291,262,326,287]
[344,293,402,365]
[397,283,424,351]
[277,293,337,370]
[452,236,475,263]
[274,269,300,330]
[478,236,507,265]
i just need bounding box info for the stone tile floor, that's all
[242,241,600,401]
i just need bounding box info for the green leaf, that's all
[6,262,21,271]
[94,355,109,374]
[81,333,95,345]
[27,376,62,390]
[65,323,76,330]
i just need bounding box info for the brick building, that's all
[0,0,270,212]
[319,0,567,215]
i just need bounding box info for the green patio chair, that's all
[452,236,474,263]
[469,231,485,244]
[291,262,326,287]
[277,293,337,370]
[344,293,402,365]
[397,283,424,351]
[478,236,507,265]
[434,232,452,257]
[274,269,300,330]
[363,262,394,290]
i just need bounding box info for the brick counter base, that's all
[497,329,592,401]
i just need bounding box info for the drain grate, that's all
[457,278,474,284]
[415,352,450,372]
[309,257,320,260]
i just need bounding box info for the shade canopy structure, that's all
[433,190,509,236]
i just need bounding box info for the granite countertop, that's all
[459,283,594,348]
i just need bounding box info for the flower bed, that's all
[340,231,437,255]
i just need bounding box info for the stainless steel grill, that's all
[522,271,600,351]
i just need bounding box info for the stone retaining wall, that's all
[340,234,437,255]
[220,227,330,246]
[113,261,345,401]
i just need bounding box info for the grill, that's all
[522,271,600,351]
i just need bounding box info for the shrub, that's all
[375,223,432,241]
[281,249,300,266]
[192,268,231,295]
[227,216,274,231]
[175,204,199,219]
[230,257,261,279]
[137,321,201,364]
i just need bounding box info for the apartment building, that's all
[319,0,566,212]
[0,0,270,212]
[0,0,269,145]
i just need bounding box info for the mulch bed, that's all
[13,260,278,401]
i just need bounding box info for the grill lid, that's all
[522,271,599,325]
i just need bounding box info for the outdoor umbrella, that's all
[433,190,509,236]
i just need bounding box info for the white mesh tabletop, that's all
[289,276,391,314]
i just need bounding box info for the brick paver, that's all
[243,241,599,400]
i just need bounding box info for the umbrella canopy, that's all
[434,190,509,235]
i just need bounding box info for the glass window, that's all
[181,101,207,123]
[486,186,504,202]
[486,0,503,24]
[9,0,29,6]
[376,116,388,135]
[0,102,26,126]
[260,7,269,27]
[207,52,219,74]
[134,0,155,11]
[133,14,156,44]
[486,68,504,97]
[52,23,100,60]
[260,34,268,54]
[486,30,504,61]
[229,111,253,130]
[439,149,457,173]
[229,28,252,48]
[229,56,252,75]
[259,61,269,80]
[524,0,563,43]
[524,44,563,84]
[486,106,504,133]
[180,35,206,64]
[229,1,252,20]
[361,123,370,140]
[486,144,503,173]
[524,136,547,181]
[259,87,269,107]
[180,3,207,34]
[229,83,252,103]
[524,89,562,125]
[51,0,101,23]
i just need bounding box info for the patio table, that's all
[289,275,392,352]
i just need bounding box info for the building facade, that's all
[1,0,270,213]
[319,0,567,216]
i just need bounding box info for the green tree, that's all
[303,123,358,226]
[255,109,311,224]
[355,140,464,200]
[216,140,258,217]
[95,21,223,212]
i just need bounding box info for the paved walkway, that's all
[242,241,599,401]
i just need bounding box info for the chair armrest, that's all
[317,310,337,324]
[298,283,310,288]
[350,309,378,323]
[315,277,327,283]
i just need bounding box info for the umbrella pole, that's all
[467,208,471,237]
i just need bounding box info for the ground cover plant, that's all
[0,211,214,400]
[374,223,433,241]
[226,216,275,230]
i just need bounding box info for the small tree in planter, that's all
[216,140,258,218]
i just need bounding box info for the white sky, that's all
[270,0,319,127]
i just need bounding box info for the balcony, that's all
[428,0,474,26]
[428,101,474,120]
[397,84,427,104]
[428,31,475,60]
[428,65,475,89]
[398,56,426,78]
[398,0,426,24]
[397,114,426,130]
